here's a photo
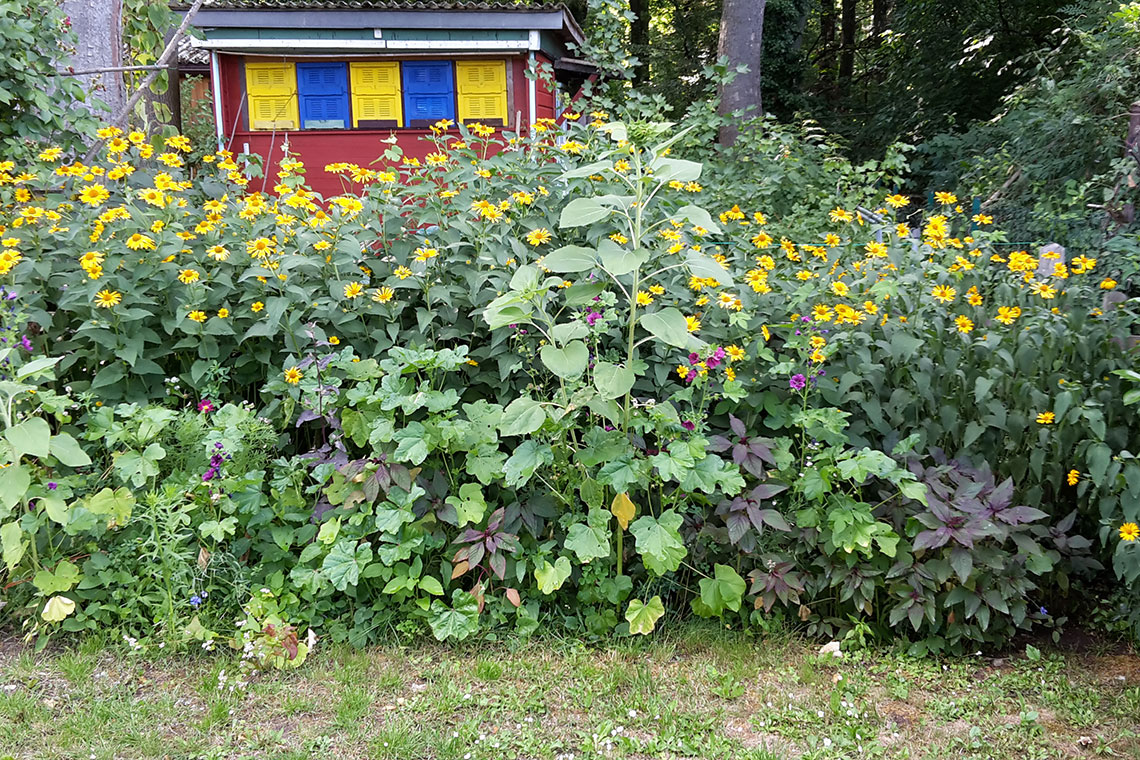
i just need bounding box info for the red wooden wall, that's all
[215,52,557,198]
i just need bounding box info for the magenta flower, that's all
[789,373,807,390]
[586,311,602,326]
[197,399,215,413]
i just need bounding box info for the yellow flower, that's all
[954,315,974,334]
[93,289,121,308]
[38,147,63,161]
[864,241,888,258]
[635,290,653,306]
[328,336,340,345]
[812,304,833,322]
[1036,411,1055,425]
[829,207,853,223]
[931,285,956,304]
[126,233,155,250]
[751,231,773,249]
[284,367,303,384]
[344,282,364,299]
[216,308,230,319]
[761,325,771,341]
[1067,469,1080,486]
[1100,278,1117,290]
[373,286,395,303]
[649,284,665,295]
[1030,281,1057,299]
[885,194,909,208]
[830,281,850,297]
[725,345,745,361]
[414,244,438,263]
[676,365,690,379]
[207,245,230,262]
[995,306,1020,325]
[187,310,207,323]
[1120,523,1140,542]
[78,183,110,206]
[394,266,413,280]
[810,335,826,349]
[934,191,957,205]
[685,315,701,332]
[178,269,200,284]
[724,367,736,381]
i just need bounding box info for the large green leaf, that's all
[535,556,572,594]
[639,308,693,349]
[499,397,546,437]
[0,464,30,514]
[542,245,597,272]
[626,595,665,635]
[503,440,553,487]
[1,521,25,571]
[85,487,135,525]
[322,540,372,591]
[559,197,609,228]
[696,564,746,615]
[445,482,487,526]
[564,508,611,563]
[630,510,687,575]
[539,340,588,380]
[598,240,649,276]
[33,559,80,595]
[4,417,51,460]
[594,361,635,400]
[651,157,702,182]
[428,589,480,641]
[684,252,733,286]
[49,432,91,467]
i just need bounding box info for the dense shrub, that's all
[0,116,1138,652]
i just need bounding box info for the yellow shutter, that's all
[456,60,507,125]
[350,62,402,127]
[245,62,299,130]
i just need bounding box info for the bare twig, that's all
[51,65,174,76]
[980,167,1022,211]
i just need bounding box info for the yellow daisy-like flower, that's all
[934,191,958,205]
[126,233,155,250]
[38,147,63,161]
[284,367,303,384]
[609,232,629,245]
[830,281,850,297]
[394,266,413,280]
[93,289,121,308]
[344,282,364,299]
[954,315,974,334]
[751,231,773,249]
[635,291,653,306]
[828,207,853,223]
[373,286,395,303]
[251,301,264,312]
[78,183,110,206]
[1119,523,1140,542]
[1036,411,1055,425]
[885,194,909,208]
[995,306,1019,325]
[865,241,888,258]
[725,345,745,361]
[1100,278,1117,290]
[649,284,665,295]
[328,336,340,345]
[931,285,956,303]
[207,245,230,262]
[178,269,200,284]
[761,325,771,341]
[1030,281,1057,299]
[187,310,207,323]
[685,315,701,333]
[676,365,690,379]
[1066,469,1080,486]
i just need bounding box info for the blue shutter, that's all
[401,61,455,125]
[297,62,348,129]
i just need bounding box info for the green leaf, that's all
[0,464,30,514]
[40,496,69,527]
[559,197,609,228]
[446,482,487,526]
[198,517,238,542]
[639,308,695,349]
[626,595,665,635]
[534,556,572,594]
[499,397,546,436]
[33,560,80,594]
[697,564,747,615]
[429,589,480,641]
[49,433,91,467]
[392,423,430,465]
[322,540,373,591]
[41,596,76,623]
[542,245,597,272]
[597,240,649,276]
[651,157,703,182]
[418,575,445,596]
[4,417,51,460]
[2,521,26,571]
[593,361,635,400]
[503,440,553,487]
[684,252,733,286]
[16,356,60,380]
[539,340,588,380]
[85,487,134,525]
[630,510,687,575]
[565,508,611,563]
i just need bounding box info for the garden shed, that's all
[177,0,590,195]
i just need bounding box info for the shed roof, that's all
[173,0,584,46]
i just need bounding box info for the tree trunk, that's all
[61,0,126,122]
[630,0,650,84]
[871,0,888,41]
[838,0,856,87]
[717,0,766,147]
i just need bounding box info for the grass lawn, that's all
[1,626,1138,759]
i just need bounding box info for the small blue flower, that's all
[190,594,203,608]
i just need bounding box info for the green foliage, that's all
[0,1,98,158]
